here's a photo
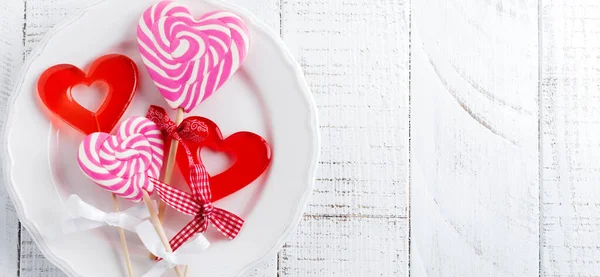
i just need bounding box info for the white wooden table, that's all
[0,0,594,276]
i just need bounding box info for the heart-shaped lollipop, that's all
[137,1,250,112]
[77,117,164,202]
[37,54,138,135]
[173,116,271,202]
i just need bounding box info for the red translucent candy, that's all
[172,116,272,202]
[37,54,138,135]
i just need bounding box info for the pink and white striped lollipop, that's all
[137,1,250,112]
[77,117,164,202]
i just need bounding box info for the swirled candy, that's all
[137,1,250,112]
[77,117,164,202]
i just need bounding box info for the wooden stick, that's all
[158,107,185,223]
[142,190,184,277]
[158,108,184,223]
[103,111,133,277]
[151,108,185,260]
[112,194,134,277]
[151,108,191,276]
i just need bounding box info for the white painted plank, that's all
[410,0,539,276]
[279,0,409,276]
[281,0,409,218]
[280,216,407,276]
[18,0,280,276]
[18,231,64,277]
[540,1,600,276]
[0,1,25,276]
[245,256,277,277]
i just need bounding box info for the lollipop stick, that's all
[111,193,134,277]
[102,111,133,277]
[158,107,185,222]
[142,190,184,277]
[151,108,184,261]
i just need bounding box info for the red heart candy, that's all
[37,54,138,135]
[173,116,271,202]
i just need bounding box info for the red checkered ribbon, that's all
[150,164,244,252]
[146,105,243,251]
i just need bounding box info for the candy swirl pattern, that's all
[77,117,164,202]
[137,1,250,112]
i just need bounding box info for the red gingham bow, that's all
[146,105,244,251]
[150,162,244,252]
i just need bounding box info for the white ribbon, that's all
[44,195,151,239]
[136,221,211,277]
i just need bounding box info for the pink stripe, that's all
[217,53,234,89]
[137,1,249,112]
[77,117,165,202]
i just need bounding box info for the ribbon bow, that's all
[150,164,244,252]
[146,105,244,251]
[136,221,210,277]
[44,195,151,239]
[146,105,208,165]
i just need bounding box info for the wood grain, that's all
[540,0,600,276]
[0,2,25,276]
[279,0,409,276]
[280,216,407,276]
[410,0,540,276]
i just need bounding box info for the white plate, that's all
[2,0,319,276]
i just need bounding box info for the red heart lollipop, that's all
[37,54,138,135]
[172,117,271,202]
